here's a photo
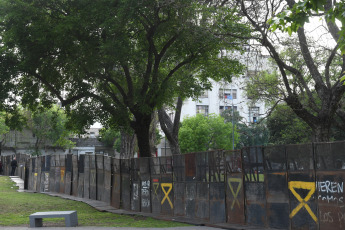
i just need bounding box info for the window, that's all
[196,105,209,116]
[249,107,260,123]
[220,106,237,114]
[219,89,237,99]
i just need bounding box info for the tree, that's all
[26,106,75,155]
[0,0,249,157]
[266,104,312,145]
[235,0,345,142]
[179,114,239,153]
[221,109,269,147]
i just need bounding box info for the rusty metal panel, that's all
[83,155,90,199]
[36,156,42,192]
[54,156,60,193]
[121,159,131,210]
[243,146,266,227]
[160,156,173,216]
[264,145,289,229]
[111,158,121,208]
[209,182,226,223]
[209,150,225,183]
[161,174,174,216]
[131,158,140,212]
[89,155,97,200]
[173,155,185,216]
[173,154,185,182]
[49,156,55,192]
[77,155,84,197]
[315,142,345,230]
[196,152,209,182]
[64,154,72,195]
[185,182,196,219]
[59,155,66,194]
[173,182,185,216]
[185,153,196,182]
[225,150,244,225]
[150,158,161,214]
[287,143,317,230]
[140,158,151,213]
[72,155,78,197]
[96,155,104,201]
[65,172,72,195]
[196,182,209,220]
[102,156,111,204]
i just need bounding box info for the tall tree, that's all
[234,0,345,142]
[0,0,249,157]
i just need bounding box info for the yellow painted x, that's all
[228,178,242,210]
[60,169,65,183]
[153,182,160,201]
[289,181,317,222]
[161,183,173,209]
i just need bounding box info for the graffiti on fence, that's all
[161,183,173,209]
[153,182,160,201]
[289,181,318,222]
[228,178,242,210]
[317,180,344,206]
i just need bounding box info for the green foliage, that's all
[27,106,75,151]
[221,110,269,147]
[0,0,250,157]
[0,112,9,139]
[267,104,312,144]
[98,128,120,148]
[268,0,345,54]
[179,114,238,153]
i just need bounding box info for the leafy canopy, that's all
[179,114,239,153]
[0,0,250,157]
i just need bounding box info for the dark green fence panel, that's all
[160,156,173,216]
[209,151,226,224]
[90,155,97,200]
[173,154,185,217]
[65,154,72,195]
[77,154,84,198]
[264,146,289,229]
[103,156,111,203]
[121,159,131,210]
[225,150,245,225]
[72,155,78,197]
[150,158,161,214]
[96,155,104,201]
[243,146,267,227]
[131,158,141,212]
[287,143,318,230]
[196,152,209,221]
[83,155,90,199]
[111,158,121,208]
[315,142,345,230]
[140,158,151,213]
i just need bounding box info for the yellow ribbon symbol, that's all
[228,178,242,210]
[161,183,173,209]
[60,169,65,183]
[153,183,160,201]
[289,181,317,222]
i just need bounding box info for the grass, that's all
[0,176,190,227]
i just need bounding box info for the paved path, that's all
[6,177,270,230]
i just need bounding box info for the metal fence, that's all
[3,141,345,229]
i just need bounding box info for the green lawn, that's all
[0,176,189,227]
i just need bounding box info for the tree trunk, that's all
[158,97,183,155]
[312,123,331,143]
[132,114,152,158]
[120,131,136,159]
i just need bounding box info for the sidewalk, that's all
[7,177,271,230]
